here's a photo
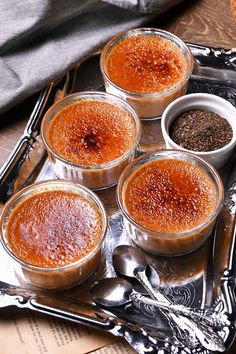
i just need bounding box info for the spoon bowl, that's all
[113,245,160,287]
[91,277,133,307]
[113,245,161,296]
[113,245,147,277]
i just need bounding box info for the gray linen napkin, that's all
[0,0,182,115]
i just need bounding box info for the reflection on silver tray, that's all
[0,44,236,354]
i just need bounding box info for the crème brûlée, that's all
[105,35,187,94]
[124,159,216,233]
[6,190,102,268]
[4,187,106,289]
[48,100,136,165]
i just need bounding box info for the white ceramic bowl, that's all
[161,93,236,169]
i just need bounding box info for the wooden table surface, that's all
[0,0,236,353]
[0,0,236,165]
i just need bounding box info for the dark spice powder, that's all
[170,109,233,152]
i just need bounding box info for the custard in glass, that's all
[117,150,223,255]
[42,92,141,189]
[100,28,194,119]
[48,100,136,166]
[105,36,187,94]
[124,159,216,233]
[0,180,107,289]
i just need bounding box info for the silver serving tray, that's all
[0,44,236,354]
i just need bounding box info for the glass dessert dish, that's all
[100,28,194,120]
[0,180,108,289]
[161,93,236,169]
[41,91,141,190]
[117,150,223,256]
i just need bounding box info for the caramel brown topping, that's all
[6,190,102,267]
[48,100,136,165]
[106,36,187,94]
[124,159,216,233]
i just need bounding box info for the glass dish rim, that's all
[41,91,142,170]
[0,179,108,272]
[100,27,194,98]
[117,149,224,239]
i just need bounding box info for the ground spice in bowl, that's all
[170,109,233,152]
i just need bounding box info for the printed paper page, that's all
[0,307,116,354]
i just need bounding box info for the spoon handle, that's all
[131,292,229,328]
[136,270,169,303]
[136,270,225,352]
[168,303,230,328]
[130,292,224,351]
[131,278,199,349]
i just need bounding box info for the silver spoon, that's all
[91,277,135,307]
[91,277,171,310]
[91,277,229,328]
[113,245,155,294]
[113,246,198,348]
[91,279,195,350]
[91,277,193,349]
[113,245,225,352]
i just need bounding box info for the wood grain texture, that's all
[0,94,37,168]
[158,0,236,47]
[231,0,236,20]
[0,119,27,168]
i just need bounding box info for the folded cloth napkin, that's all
[0,0,182,115]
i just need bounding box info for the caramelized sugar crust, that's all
[48,100,136,165]
[124,159,216,233]
[7,191,102,267]
[106,35,187,94]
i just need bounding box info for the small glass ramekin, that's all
[41,91,141,190]
[100,28,194,120]
[0,180,108,289]
[117,150,223,256]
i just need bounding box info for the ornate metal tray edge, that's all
[0,44,236,354]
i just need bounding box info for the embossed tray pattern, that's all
[0,45,236,354]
